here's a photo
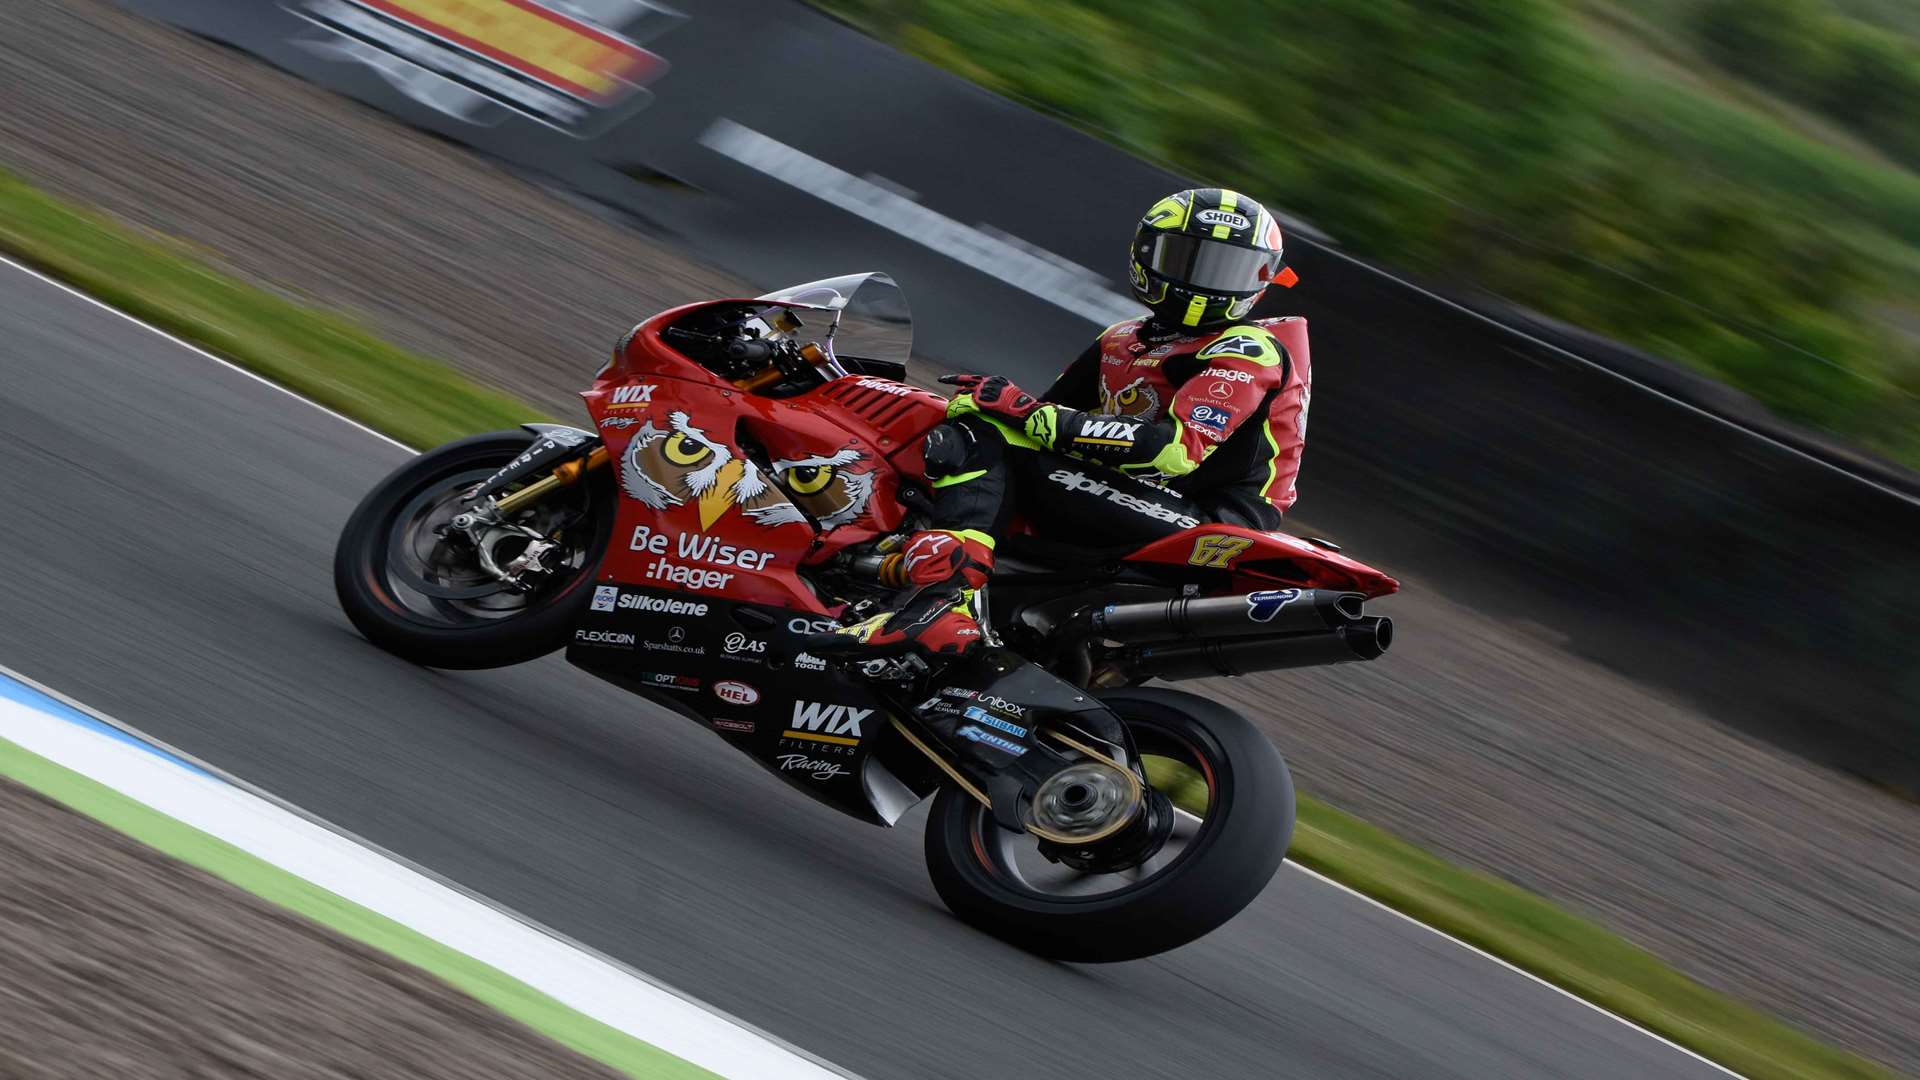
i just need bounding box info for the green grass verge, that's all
[0,170,545,449]
[0,169,1891,1080]
[0,735,720,1080]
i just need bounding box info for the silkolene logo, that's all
[613,591,709,616]
[714,680,760,706]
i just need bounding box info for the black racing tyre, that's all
[333,431,612,670]
[923,686,1293,962]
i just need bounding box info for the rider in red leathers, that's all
[829,188,1310,657]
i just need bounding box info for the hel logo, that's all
[785,701,871,745]
[1189,534,1254,569]
[1246,588,1303,623]
[1076,418,1141,447]
[607,383,657,410]
[714,681,759,706]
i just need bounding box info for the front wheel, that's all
[333,431,612,669]
[923,687,1293,962]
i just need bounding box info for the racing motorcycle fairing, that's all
[1124,525,1399,598]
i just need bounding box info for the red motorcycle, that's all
[334,274,1396,960]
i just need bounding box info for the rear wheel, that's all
[333,431,612,669]
[923,687,1293,961]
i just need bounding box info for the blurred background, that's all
[3,0,1917,1072]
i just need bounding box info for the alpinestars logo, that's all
[1197,335,1270,361]
[1048,470,1200,529]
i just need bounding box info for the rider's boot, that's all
[826,530,994,658]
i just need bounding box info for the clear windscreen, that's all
[756,272,913,369]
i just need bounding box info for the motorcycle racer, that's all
[830,188,1311,657]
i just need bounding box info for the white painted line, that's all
[0,254,1741,1076]
[0,669,853,1080]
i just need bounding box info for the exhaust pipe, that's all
[1087,589,1367,644]
[1122,616,1393,680]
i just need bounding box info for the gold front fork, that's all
[493,444,609,514]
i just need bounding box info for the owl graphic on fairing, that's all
[771,448,876,530]
[620,411,806,529]
[1099,376,1160,418]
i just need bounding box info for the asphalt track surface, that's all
[0,264,1730,1080]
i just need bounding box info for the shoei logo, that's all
[714,680,760,706]
[1196,209,1251,231]
[1246,589,1303,623]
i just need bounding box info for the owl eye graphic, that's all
[621,411,806,529]
[663,431,713,467]
[1100,377,1159,418]
[772,448,875,530]
[783,464,835,495]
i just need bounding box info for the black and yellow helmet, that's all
[1129,188,1294,330]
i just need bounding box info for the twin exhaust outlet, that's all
[1084,589,1393,680]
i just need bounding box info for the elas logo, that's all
[784,701,871,746]
[607,383,657,410]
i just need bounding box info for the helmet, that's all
[1129,188,1295,330]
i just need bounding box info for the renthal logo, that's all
[1047,469,1200,529]
[607,383,657,410]
[616,592,709,616]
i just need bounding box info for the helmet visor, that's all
[1140,234,1282,294]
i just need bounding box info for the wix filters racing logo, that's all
[289,0,685,138]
